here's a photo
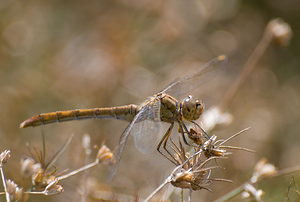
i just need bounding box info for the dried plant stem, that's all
[214,165,300,202]
[271,165,300,178]
[45,135,73,171]
[81,134,92,202]
[188,188,192,202]
[0,165,10,202]
[25,191,49,195]
[144,177,171,202]
[81,171,89,202]
[213,183,244,202]
[218,20,273,112]
[41,128,46,166]
[57,161,98,181]
[181,188,184,202]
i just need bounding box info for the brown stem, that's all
[218,21,273,112]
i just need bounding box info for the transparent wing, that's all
[161,55,227,100]
[131,120,162,153]
[131,99,164,153]
[110,98,162,178]
[110,107,145,179]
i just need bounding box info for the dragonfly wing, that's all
[161,55,227,100]
[132,119,163,154]
[110,108,145,179]
[131,99,164,153]
[110,99,162,178]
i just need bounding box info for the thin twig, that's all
[81,134,92,202]
[188,188,192,202]
[213,183,245,202]
[144,177,171,202]
[45,135,73,171]
[214,165,300,202]
[57,161,98,181]
[218,127,250,146]
[271,165,300,178]
[218,20,273,112]
[0,166,10,202]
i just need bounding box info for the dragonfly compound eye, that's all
[195,100,204,111]
[182,96,203,121]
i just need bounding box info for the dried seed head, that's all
[171,170,194,190]
[201,128,254,158]
[44,179,63,195]
[20,157,42,178]
[32,171,57,189]
[268,18,292,47]
[170,166,213,191]
[0,150,11,164]
[6,179,23,201]
[96,145,113,164]
[202,135,227,158]
[250,158,277,183]
[169,143,223,191]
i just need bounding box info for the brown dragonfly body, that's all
[20,104,139,128]
[20,93,193,128]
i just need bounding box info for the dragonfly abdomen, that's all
[20,104,139,128]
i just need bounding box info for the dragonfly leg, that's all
[190,120,210,139]
[180,120,211,149]
[179,120,198,148]
[156,122,177,165]
[178,121,190,145]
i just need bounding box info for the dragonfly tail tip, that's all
[19,119,33,128]
[19,121,27,128]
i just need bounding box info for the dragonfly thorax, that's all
[181,95,204,121]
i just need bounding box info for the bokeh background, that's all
[0,0,299,201]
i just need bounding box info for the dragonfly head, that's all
[181,95,204,120]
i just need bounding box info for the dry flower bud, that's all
[201,107,233,131]
[241,190,250,198]
[242,183,264,201]
[96,145,113,164]
[0,150,11,164]
[268,18,292,47]
[6,179,23,201]
[208,148,226,157]
[170,168,212,191]
[171,170,194,190]
[44,184,64,195]
[250,158,277,183]
[45,184,64,195]
[33,171,57,188]
[32,172,45,187]
[44,179,64,195]
[82,134,91,155]
[203,135,227,157]
[21,157,42,178]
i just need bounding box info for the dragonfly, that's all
[20,55,227,176]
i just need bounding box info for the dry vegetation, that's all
[0,0,300,201]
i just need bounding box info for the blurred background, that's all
[0,0,299,201]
